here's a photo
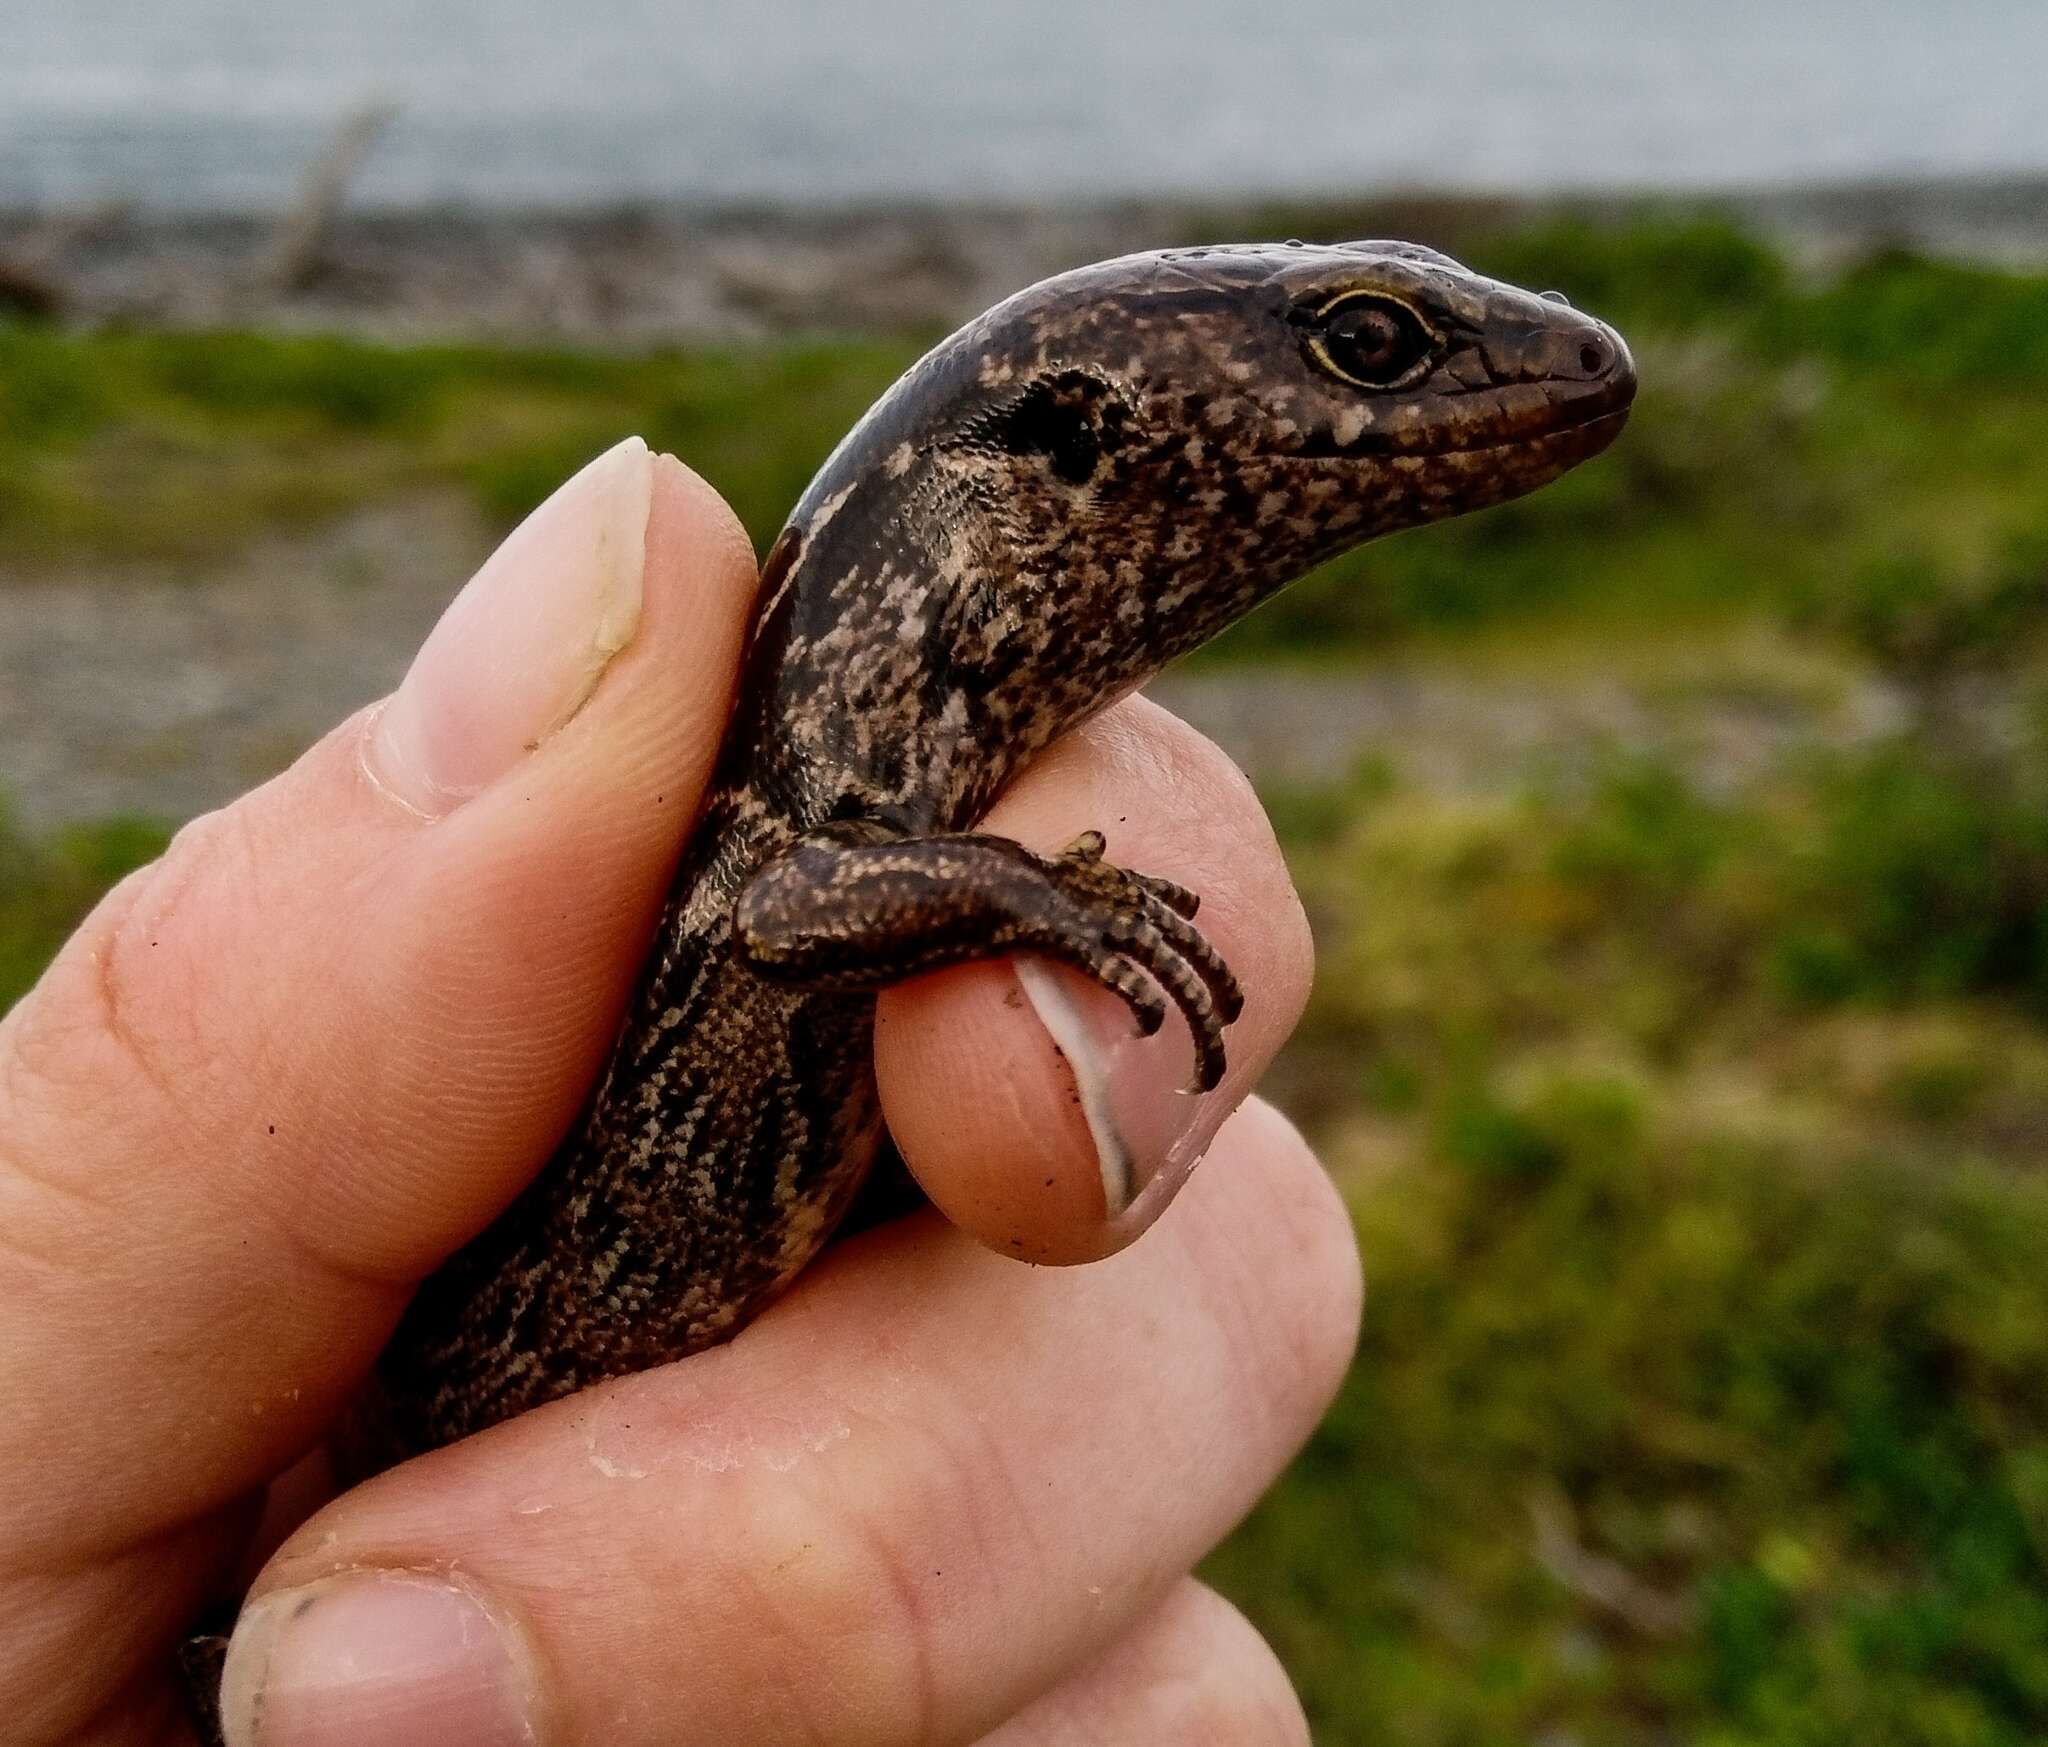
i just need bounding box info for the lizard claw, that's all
[1046,835,1240,1092]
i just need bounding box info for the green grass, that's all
[0,324,919,567]
[1217,1106,2048,1746]
[1206,729,2048,1744]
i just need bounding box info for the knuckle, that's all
[1101,694,1268,854]
[1257,1107,1365,1408]
[710,1397,1050,1747]
[0,860,210,1291]
[1252,872,1315,1030]
[2,789,322,1180]
[715,1459,946,1746]
[0,864,150,1112]
[0,847,215,1146]
[1197,1101,1363,1431]
[992,1584,1311,1747]
[90,805,267,1105]
[1167,1588,1314,1747]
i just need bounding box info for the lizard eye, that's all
[1304,293,1439,390]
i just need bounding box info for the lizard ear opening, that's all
[979,370,1129,486]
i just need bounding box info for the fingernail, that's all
[367,434,653,817]
[219,1571,539,1747]
[1015,958,1226,1225]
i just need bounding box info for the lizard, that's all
[181,238,1633,1736]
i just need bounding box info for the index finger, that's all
[220,1097,1361,1747]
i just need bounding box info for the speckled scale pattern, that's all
[367,237,1634,1461]
[181,236,1633,1742]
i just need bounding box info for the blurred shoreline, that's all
[4,176,2046,342]
[3,184,2043,842]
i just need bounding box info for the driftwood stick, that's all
[0,197,135,319]
[1527,1482,1696,1639]
[0,255,64,319]
[258,100,397,293]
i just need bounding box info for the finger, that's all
[0,445,756,1674]
[217,1097,1361,1747]
[974,1581,1310,1747]
[874,695,1314,1262]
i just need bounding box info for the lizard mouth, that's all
[1295,339,1637,467]
[1560,404,1633,449]
[1442,352,1637,461]
[1464,399,1633,459]
[1454,314,1638,457]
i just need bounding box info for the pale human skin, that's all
[0,446,1361,1747]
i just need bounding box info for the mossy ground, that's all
[1213,739,2048,1745]
[4,218,2047,1743]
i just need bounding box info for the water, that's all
[1,0,2044,211]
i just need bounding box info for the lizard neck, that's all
[707,242,1637,841]
[718,462,1091,836]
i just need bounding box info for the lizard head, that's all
[767,239,1635,799]
[914,238,1635,676]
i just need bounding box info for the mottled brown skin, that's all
[381,239,1634,1450]
[181,241,1633,1738]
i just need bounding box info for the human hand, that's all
[0,441,1360,1745]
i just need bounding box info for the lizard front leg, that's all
[733,822,1244,1092]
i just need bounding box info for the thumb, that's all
[0,440,756,1720]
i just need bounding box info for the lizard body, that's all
[184,240,1632,1734]
[382,237,1634,1451]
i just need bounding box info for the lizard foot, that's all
[1036,830,1242,1091]
[734,823,1244,1091]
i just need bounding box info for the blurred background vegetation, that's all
[6,214,2048,1743]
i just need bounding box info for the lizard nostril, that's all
[1579,342,1607,376]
